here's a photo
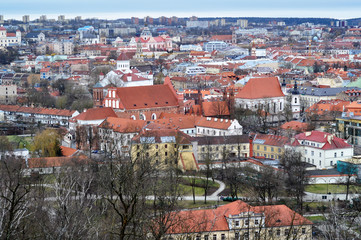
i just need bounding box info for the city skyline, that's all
[1,0,361,20]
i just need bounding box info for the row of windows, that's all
[256,145,282,152]
[179,227,307,240]
[201,145,246,152]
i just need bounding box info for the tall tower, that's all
[251,42,256,57]
[291,81,301,119]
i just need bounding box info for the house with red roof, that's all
[235,77,286,121]
[162,200,312,239]
[131,129,198,171]
[103,78,183,120]
[0,26,21,47]
[98,117,146,157]
[128,27,172,52]
[289,130,353,169]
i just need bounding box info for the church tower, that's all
[291,81,301,119]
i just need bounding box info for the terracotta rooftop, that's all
[73,107,117,121]
[235,77,284,99]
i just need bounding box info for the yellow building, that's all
[252,134,289,160]
[131,129,198,171]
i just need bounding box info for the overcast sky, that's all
[1,0,360,20]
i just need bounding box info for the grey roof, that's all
[195,135,249,145]
[295,87,361,97]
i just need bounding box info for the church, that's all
[0,26,21,47]
[128,27,173,52]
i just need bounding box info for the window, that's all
[155,145,158,149]
[213,234,217,240]
[302,228,306,234]
[204,235,209,240]
[257,145,260,150]
[319,152,322,157]
[235,233,239,239]
[165,144,167,149]
[268,230,273,236]
[334,152,337,157]
[235,220,239,227]
[165,152,168,156]
[156,152,158,157]
[330,161,333,166]
[311,151,314,156]
[245,219,249,225]
[255,219,259,225]
[276,229,280,236]
[221,234,225,240]
[264,146,267,151]
[285,229,289,236]
[341,151,344,156]
[196,236,201,240]
[255,232,259,238]
[271,147,274,152]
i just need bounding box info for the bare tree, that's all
[0,157,31,240]
[280,148,309,211]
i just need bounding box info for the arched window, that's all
[131,115,136,120]
[151,113,157,120]
[140,113,146,120]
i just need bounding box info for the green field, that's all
[306,215,326,222]
[7,135,33,150]
[305,184,361,194]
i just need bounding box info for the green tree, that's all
[31,129,63,157]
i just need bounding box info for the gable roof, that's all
[165,200,312,234]
[291,131,351,150]
[113,85,179,110]
[99,117,146,133]
[236,77,284,99]
[73,107,117,121]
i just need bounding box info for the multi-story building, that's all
[203,41,229,52]
[289,130,353,169]
[102,79,182,120]
[235,77,286,122]
[0,26,21,47]
[194,135,250,162]
[0,85,17,104]
[131,129,198,171]
[163,200,312,240]
[252,134,289,160]
[98,117,146,157]
[195,117,243,137]
[0,105,79,127]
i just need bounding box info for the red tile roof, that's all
[109,85,179,110]
[235,77,284,99]
[28,155,89,169]
[291,131,351,150]
[74,107,117,121]
[166,200,312,234]
[99,117,146,133]
[60,146,77,157]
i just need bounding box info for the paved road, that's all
[35,176,227,202]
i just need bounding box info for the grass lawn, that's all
[305,184,361,194]
[306,215,326,222]
[177,200,225,209]
[181,177,220,188]
[7,135,33,150]
[179,184,205,196]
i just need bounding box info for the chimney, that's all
[127,74,132,81]
[249,136,253,158]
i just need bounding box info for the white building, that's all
[195,117,243,137]
[289,131,354,169]
[235,77,286,115]
[203,41,229,52]
[0,26,21,47]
